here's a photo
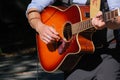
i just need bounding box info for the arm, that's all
[26,0,60,44]
[92,0,120,30]
[92,11,120,30]
[106,16,120,29]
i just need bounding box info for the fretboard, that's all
[104,8,120,22]
[72,8,120,35]
[72,19,92,35]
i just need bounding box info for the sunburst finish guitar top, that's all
[36,4,95,73]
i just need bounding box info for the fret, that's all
[72,8,120,36]
[80,20,85,32]
[104,12,106,21]
[104,11,111,21]
[72,22,79,34]
[104,8,120,22]
[72,18,93,35]
[88,19,92,27]
[118,8,120,16]
[79,22,82,32]
[111,10,114,19]
[78,22,81,32]
[115,9,118,17]
[82,21,85,31]
[85,20,87,29]
[107,12,110,20]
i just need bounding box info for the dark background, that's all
[0,1,64,80]
[0,0,36,53]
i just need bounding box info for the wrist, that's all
[29,17,42,32]
[29,17,40,23]
[35,21,44,33]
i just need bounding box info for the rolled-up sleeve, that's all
[27,0,55,12]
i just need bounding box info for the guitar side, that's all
[36,4,95,73]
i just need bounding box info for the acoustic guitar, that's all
[36,4,120,72]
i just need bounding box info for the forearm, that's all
[26,0,56,32]
[107,16,120,29]
[26,8,60,44]
[26,8,43,33]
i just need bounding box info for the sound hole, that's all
[63,23,72,41]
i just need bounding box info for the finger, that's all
[92,18,97,29]
[49,27,59,35]
[96,11,103,17]
[46,34,52,40]
[44,32,58,41]
[47,27,60,39]
[42,36,52,44]
[39,34,51,44]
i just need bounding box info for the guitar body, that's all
[36,4,95,72]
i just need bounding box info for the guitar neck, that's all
[72,8,120,35]
[104,8,120,22]
[72,19,93,35]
